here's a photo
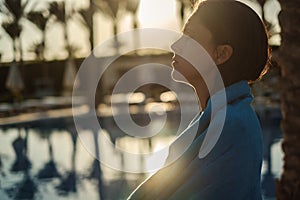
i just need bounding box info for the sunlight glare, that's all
[138,0,179,30]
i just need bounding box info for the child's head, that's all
[187,0,270,85]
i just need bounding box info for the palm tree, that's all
[76,8,94,50]
[178,0,192,27]
[48,1,79,95]
[1,21,24,97]
[89,0,140,52]
[76,0,95,51]
[125,0,140,29]
[26,10,49,60]
[0,0,30,62]
[0,0,31,98]
[103,0,120,35]
[0,35,2,62]
[93,0,121,51]
[48,1,79,58]
[48,1,69,56]
[1,21,22,62]
[275,1,300,200]
[49,1,83,58]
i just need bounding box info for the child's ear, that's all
[213,45,233,65]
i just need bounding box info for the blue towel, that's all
[128,81,263,200]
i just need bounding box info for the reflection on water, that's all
[0,109,283,199]
[0,118,174,200]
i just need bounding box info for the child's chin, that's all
[171,69,188,84]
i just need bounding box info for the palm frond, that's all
[26,11,49,31]
[2,21,21,39]
[49,1,65,23]
[125,0,140,14]
[0,4,11,16]
[93,0,119,19]
[76,9,92,29]
[106,0,119,18]
[6,62,24,93]
[28,41,44,60]
[4,0,22,21]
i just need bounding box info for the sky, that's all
[0,0,281,62]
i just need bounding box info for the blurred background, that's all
[0,0,291,199]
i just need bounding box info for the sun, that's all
[137,0,180,30]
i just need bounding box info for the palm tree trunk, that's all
[113,20,118,36]
[13,39,17,62]
[180,1,185,27]
[18,36,23,62]
[64,23,70,57]
[41,29,49,78]
[113,20,120,54]
[275,1,300,199]
[90,0,95,51]
[42,30,46,60]
[133,12,138,29]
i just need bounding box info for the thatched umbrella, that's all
[3,23,24,97]
[63,57,77,95]
[6,62,24,96]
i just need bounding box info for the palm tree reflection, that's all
[15,171,37,200]
[88,127,105,200]
[37,131,60,179]
[10,128,37,199]
[55,127,77,195]
[11,128,31,172]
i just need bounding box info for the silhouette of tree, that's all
[0,0,30,62]
[76,0,140,53]
[37,132,61,179]
[93,0,122,51]
[48,1,79,58]
[1,21,22,62]
[48,1,79,95]
[26,10,50,60]
[48,1,69,57]
[76,7,94,51]
[125,0,140,29]
[275,1,300,199]
[56,128,78,195]
[0,0,33,98]
[178,0,192,26]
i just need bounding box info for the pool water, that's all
[0,115,283,200]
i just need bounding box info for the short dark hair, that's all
[193,0,270,85]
